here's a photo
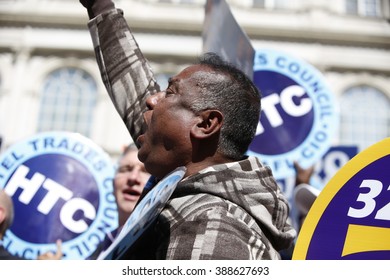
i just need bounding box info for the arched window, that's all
[38,67,97,137]
[252,0,291,9]
[345,0,381,17]
[340,85,389,151]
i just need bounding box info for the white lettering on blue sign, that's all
[0,131,117,259]
[248,49,338,179]
[256,85,313,134]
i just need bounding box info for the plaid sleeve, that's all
[87,9,160,141]
[159,199,281,260]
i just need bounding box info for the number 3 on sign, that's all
[347,179,390,220]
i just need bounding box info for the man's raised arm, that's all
[80,0,160,141]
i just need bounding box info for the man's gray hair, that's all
[190,52,261,160]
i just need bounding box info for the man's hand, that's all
[79,0,93,9]
[79,0,115,19]
[37,239,63,260]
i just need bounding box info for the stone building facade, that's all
[0,0,389,158]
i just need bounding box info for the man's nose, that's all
[146,91,165,109]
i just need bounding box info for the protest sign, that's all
[293,138,390,259]
[0,131,117,259]
[202,1,338,180]
[203,0,255,80]
[98,167,186,260]
[248,49,338,179]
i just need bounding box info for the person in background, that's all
[293,161,318,230]
[279,161,317,259]
[80,0,296,259]
[89,143,150,259]
[0,189,63,260]
[114,143,151,228]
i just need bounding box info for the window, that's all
[38,67,97,137]
[253,0,265,8]
[340,85,389,151]
[345,0,381,17]
[274,0,290,10]
[154,0,204,4]
[252,0,291,10]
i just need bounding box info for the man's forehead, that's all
[171,65,205,80]
[172,64,226,83]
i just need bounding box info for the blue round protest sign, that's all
[0,131,117,259]
[248,49,338,179]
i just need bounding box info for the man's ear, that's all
[191,109,223,139]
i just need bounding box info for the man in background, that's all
[89,143,150,259]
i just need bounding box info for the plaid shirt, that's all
[88,9,296,259]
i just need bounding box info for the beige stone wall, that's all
[0,0,389,157]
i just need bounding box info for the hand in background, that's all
[79,0,115,19]
[37,239,63,260]
[293,161,314,186]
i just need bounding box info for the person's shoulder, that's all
[168,192,226,210]
[161,193,233,224]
